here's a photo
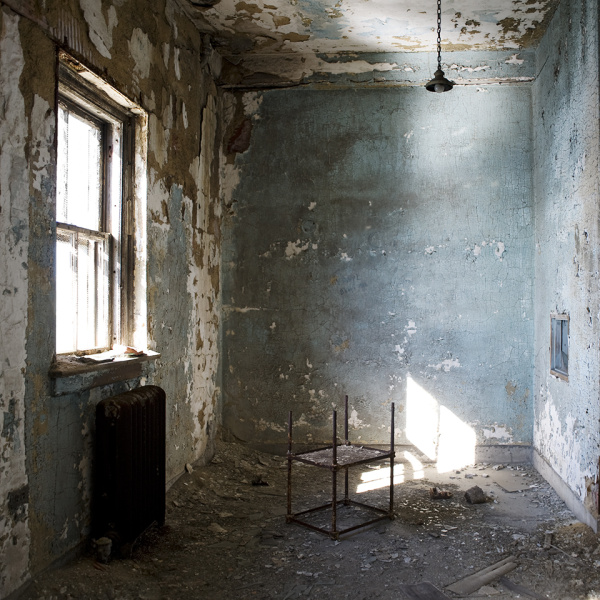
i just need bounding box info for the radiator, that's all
[95,385,166,550]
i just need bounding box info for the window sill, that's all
[50,350,160,396]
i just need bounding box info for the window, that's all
[56,56,142,355]
[550,314,569,380]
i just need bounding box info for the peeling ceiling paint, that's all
[181,0,558,56]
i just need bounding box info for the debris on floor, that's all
[17,441,600,600]
[398,581,451,599]
[446,555,518,595]
[464,484,488,504]
[429,487,453,499]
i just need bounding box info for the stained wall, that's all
[532,0,600,528]
[221,83,535,452]
[0,1,222,596]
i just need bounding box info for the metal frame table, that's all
[286,395,395,540]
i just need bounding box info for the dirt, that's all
[19,441,600,600]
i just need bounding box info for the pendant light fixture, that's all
[425,0,453,92]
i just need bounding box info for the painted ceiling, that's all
[182,0,559,57]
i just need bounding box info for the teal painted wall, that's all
[533,0,600,517]
[222,84,534,450]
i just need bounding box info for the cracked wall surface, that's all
[221,83,534,451]
[0,1,222,595]
[533,0,600,524]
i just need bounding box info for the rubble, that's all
[18,442,600,600]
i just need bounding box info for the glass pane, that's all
[56,104,102,230]
[56,229,77,353]
[56,227,110,352]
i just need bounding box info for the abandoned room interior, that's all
[1,0,600,598]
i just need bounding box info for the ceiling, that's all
[183,0,559,57]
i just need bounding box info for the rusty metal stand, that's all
[287,395,395,540]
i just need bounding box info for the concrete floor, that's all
[18,441,600,599]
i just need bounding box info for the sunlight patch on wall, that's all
[406,375,476,473]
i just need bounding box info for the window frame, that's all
[550,313,569,381]
[56,61,135,355]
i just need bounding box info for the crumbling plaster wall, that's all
[0,1,222,595]
[532,0,600,526]
[221,83,534,451]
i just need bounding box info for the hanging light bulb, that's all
[425,0,453,93]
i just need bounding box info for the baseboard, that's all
[474,444,532,464]
[533,448,599,533]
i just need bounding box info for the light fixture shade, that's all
[425,69,454,93]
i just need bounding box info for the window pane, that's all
[57,104,103,231]
[56,227,110,352]
[56,229,77,354]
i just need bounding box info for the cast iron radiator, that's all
[95,385,166,548]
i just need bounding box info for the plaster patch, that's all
[495,241,506,259]
[339,252,352,262]
[429,358,461,372]
[535,394,595,505]
[30,96,53,192]
[79,0,118,59]
[505,53,525,65]
[285,239,309,259]
[308,202,317,210]
[482,425,513,441]
[348,409,364,429]
[149,114,168,167]
[162,43,170,70]
[174,47,181,80]
[242,92,263,117]
[129,28,152,82]
[406,321,417,336]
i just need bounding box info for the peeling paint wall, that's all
[221,83,534,450]
[0,8,32,594]
[0,1,222,596]
[532,0,600,521]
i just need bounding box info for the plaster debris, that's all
[495,242,506,259]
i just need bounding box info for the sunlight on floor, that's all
[356,451,424,493]
[356,465,404,493]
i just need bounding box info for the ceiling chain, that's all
[436,0,442,71]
